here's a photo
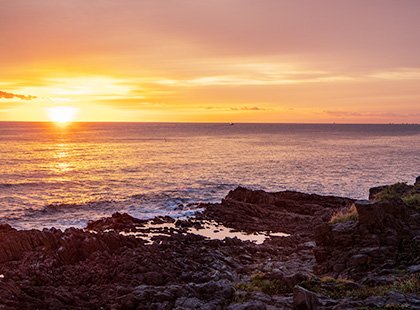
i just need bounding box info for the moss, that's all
[350,274,420,299]
[394,274,420,294]
[330,204,359,224]
[233,272,292,299]
[402,192,420,210]
[374,183,410,202]
[300,274,420,301]
[373,183,420,210]
[299,277,353,299]
[397,234,420,265]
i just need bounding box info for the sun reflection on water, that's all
[53,143,70,159]
[48,139,76,180]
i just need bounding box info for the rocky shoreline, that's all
[0,180,419,309]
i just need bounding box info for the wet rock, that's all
[151,216,175,224]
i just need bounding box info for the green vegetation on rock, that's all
[329,204,359,224]
[300,274,420,301]
[234,273,292,298]
[373,182,420,210]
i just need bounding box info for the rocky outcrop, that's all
[314,197,420,281]
[0,223,142,265]
[0,185,419,309]
[201,187,353,236]
[86,212,147,231]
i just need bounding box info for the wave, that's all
[1,186,232,230]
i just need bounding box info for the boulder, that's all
[293,286,320,310]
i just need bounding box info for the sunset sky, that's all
[1,0,420,123]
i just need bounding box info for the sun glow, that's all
[46,106,79,123]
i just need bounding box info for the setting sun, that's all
[45,106,79,123]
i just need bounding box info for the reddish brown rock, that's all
[86,212,147,232]
[201,187,353,235]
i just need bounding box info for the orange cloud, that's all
[0,90,37,100]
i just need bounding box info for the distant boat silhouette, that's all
[229,123,234,126]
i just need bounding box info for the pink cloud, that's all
[323,110,401,118]
[231,106,267,111]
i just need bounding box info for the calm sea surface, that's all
[0,122,419,230]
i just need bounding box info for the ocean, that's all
[0,122,419,230]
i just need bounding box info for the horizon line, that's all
[0,121,418,125]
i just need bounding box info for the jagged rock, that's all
[202,187,353,235]
[364,296,387,308]
[86,212,147,231]
[385,290,407,306]
[0,185,418,309]
[175,296,203,308]
[227,301,267,310]
[293,286,320,310]
[408,264,420,274]
[314,196,420,279]
[332,297,364,310]
[348,254,368,267]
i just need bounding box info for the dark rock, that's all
[114,293,139,310]
[386,290,407,306]
[293,286,320,310]
[348,254,368,267]
[143,272,164,286]
[86,212,147,231]
[227,301,267,310]
[203,187,353,235]
[369,186,387,200]
[407,264,420,274]
[1,185,418,309]
[406,293,420,306]
[361,275,397,286]
[282,272,309,288]
[314,196,420,279]
[175,296,203,308]
[332,298,364,310]
[364,296,386,308]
